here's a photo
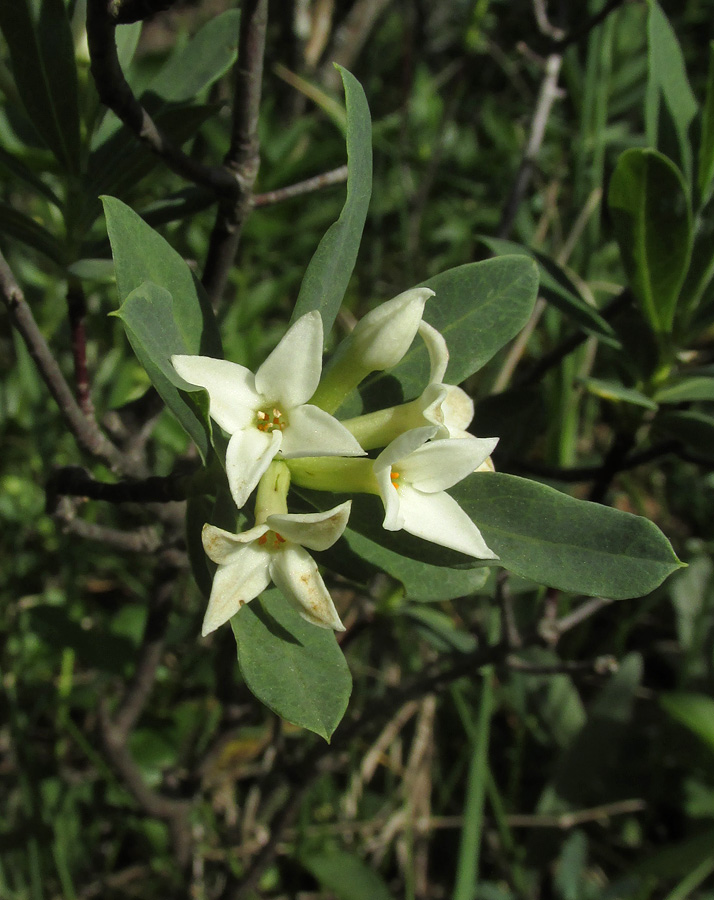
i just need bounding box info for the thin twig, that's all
[66,280,95,418]
[47,466,200,504]
[54,499,161,553]
[202,0,268,304]
[0,249,125,470]
[505,653,618,675]
[253,165,349,207]
[498,53,563,239]
[87,0,238,194]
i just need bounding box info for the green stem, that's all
[341,399,425,450]
[287,456,380,495]
[254,460,290,524]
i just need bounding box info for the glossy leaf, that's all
[232,589,352,741]
[454,473,682,598]
[481,237,618,344]
[291,66,372,337]
[0,0,80,173]
[645,0,697,184]
[579,376,657,410]
[113,282,212,459]
[608,148,691,334]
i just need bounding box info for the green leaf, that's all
[0,145,60,206]
[232,589,352,741]
[654,375,714,403]
[148,9,241,103]
[291,66,372,337]
[0,0,80,173]
[0,202,64,264]
[660,692,714,755]
[113,281,212,458]
[454,473,682,599]
[608,148,692,334]
[579,376,658,410]
[340,525,489,601]
[103,196,221,356]
[698,42,714,200]
[646,0,698,184]
[301,850,396,900]
[480,237,618,344]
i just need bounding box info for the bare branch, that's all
[0,249,125,471]
[87,0,238,194]
[54,498,162,553]
[47,465,200,505]
[202,0,268,304]
[253,164,349,208]
[66,280,95,418]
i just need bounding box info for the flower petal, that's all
[281,405,366,458]
[396,486,498,559]
[440,385,474,436]
[268,501,352,551]
[270,545,345,630]
[201,543,272,635]
[255,311,323,408]
[202,522,269,564]
[373,425,437,476]
[399,436,499,493]
[351,287,434,371]
[418,320,449,384]
[171,355,259,433]
[375,465,404,531]
[226,428,282,509]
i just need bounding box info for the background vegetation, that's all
[2,0,714,898]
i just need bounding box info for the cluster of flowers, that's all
[172,288,498,637]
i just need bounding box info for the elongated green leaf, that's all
[114,282,212,458]
[698,42,714,200]
[646,0,697,184]
[291,66,372,337]
[340,525,488,601]
[661,692,714,755]
[103,196,222,356]
[0,202,64,264]
[232,589,352,741]
[454,473,682,598]
[608,148,692,334]
[579,376,658,410]
[0,0,80,173]
[480,237,617,344]
[301,851,396,900]
[655,376,714,403]
[149,9,240,103]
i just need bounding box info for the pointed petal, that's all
[419,383,451,439]
[255,311,323,408]
[201,543,272,635]
[280,405,366,458]
[202,522,269,564]
[171,355,259,433]
[418,320,449,383]
[373,425,437,475]
[270,545,345,630]
[397,486,498,559]
[375,465,404,530]
[350,287,434,371]
[399,436,499,492]
[225,428,282,509]
[268,501,352,551]
[441,385,474,435]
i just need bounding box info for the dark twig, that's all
[87,0,238,194]
[66,280,94,418]
[588,430,636,503]
[253,165,349,208]
[202,0,268,304]
[498,52,563,239]
[0,250,125,470]
[47,466,200,505]
[54,500,161,553]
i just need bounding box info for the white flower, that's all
[311,287,434,413]
[373,426,498,559]
[172,311,364,509]
[416,321,475,440]
[200,501,352,636]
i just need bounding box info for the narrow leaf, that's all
[232,589,352,741]
[655,376,714,403]
[579,376,658,410]
[698,42,714,200]
[0,202,64,264]
[608,148,692,334]
[454,473,682,599]
[0,0,80,172]
[291,66,372,337]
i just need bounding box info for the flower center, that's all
[258,530,287,551]
[256,405,288,433]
